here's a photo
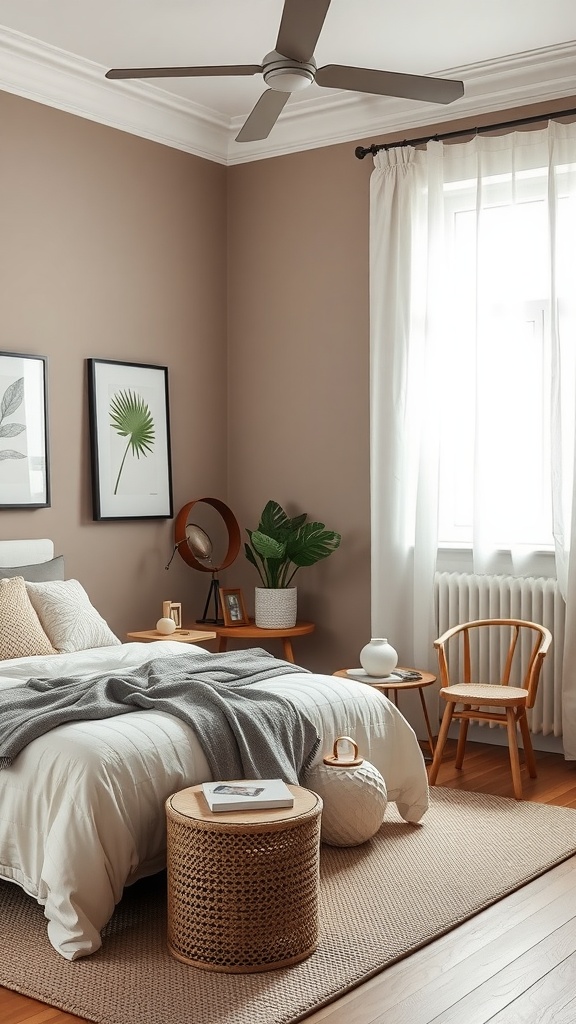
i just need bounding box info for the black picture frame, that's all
[0,351,50,509]
[87,358,173,521]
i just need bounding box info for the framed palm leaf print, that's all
[87,358,173,520]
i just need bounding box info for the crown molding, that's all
[1,25,575,166]
[0,26,230,164]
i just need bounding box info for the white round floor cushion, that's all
[305,738,387,847]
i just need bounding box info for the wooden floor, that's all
[3,740,576,1024]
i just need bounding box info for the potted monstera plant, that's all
[245,499,341,628]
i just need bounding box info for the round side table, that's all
[197,619,315,664]
[165,783,322,973]
[333,667,437,758]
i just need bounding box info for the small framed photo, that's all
[169,602,182,629]
[0,351,50,508]
[219,588,249,627]
[87,358,173,521]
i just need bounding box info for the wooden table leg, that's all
[218,638,228,653]
[418,687,436,756]
[282,639,295,663]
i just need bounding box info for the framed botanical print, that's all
[87,358,173,521]
[0,351,50,508]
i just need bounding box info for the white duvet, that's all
[0,641,429,960]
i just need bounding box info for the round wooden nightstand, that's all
[196,619,315,664]
[333,667,437,758]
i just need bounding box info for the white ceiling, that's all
[1,0,575,164]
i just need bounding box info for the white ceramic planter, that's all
[254,587,297,629]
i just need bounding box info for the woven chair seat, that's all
[440,683,529,705]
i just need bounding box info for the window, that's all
[436,168,576,551]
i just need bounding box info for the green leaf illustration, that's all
[109,389,155,495]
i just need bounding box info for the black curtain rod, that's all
[354,106,576,159]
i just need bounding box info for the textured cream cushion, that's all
[0,576,57,660]
[26,579,121,653]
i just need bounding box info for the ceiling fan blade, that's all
[275,0,331,62]
[235,89,291,143]
[105,64,262,81]
[316,65,465,104]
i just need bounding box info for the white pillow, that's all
[25,579,121,654]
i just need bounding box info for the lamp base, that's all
[197,576,224,626]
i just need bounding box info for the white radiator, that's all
[434,571,565,736]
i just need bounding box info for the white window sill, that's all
[436,546,556,579]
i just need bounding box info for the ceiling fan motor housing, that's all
[262,50,316,92]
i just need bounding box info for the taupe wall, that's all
[0,91,228,636]
[227,145,373,672]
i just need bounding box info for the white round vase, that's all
[156,617,177,635]
[359,637,398,677]
[254,587,297,629]
[304,737,387,847]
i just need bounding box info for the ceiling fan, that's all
[105,0,465,143]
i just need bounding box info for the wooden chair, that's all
[428,618,552,800]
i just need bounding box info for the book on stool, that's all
[201,778,294,812]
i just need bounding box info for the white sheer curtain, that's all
[369,121,576,757]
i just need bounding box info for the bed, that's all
[0,539,429,961]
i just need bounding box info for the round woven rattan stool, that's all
[165,783,322,973]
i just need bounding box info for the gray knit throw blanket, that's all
[0,648,320,783]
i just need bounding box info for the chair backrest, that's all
[433,618,553,708]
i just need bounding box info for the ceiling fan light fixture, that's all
[262,50,316,93]
[265,66,315,92]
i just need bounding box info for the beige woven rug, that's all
[2,788,576,1024]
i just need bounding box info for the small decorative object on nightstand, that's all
[156,616,176,634]
[168,601,182,628]
[304,736,387,847]
[219,587,249,627]
[156,599,180,634]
